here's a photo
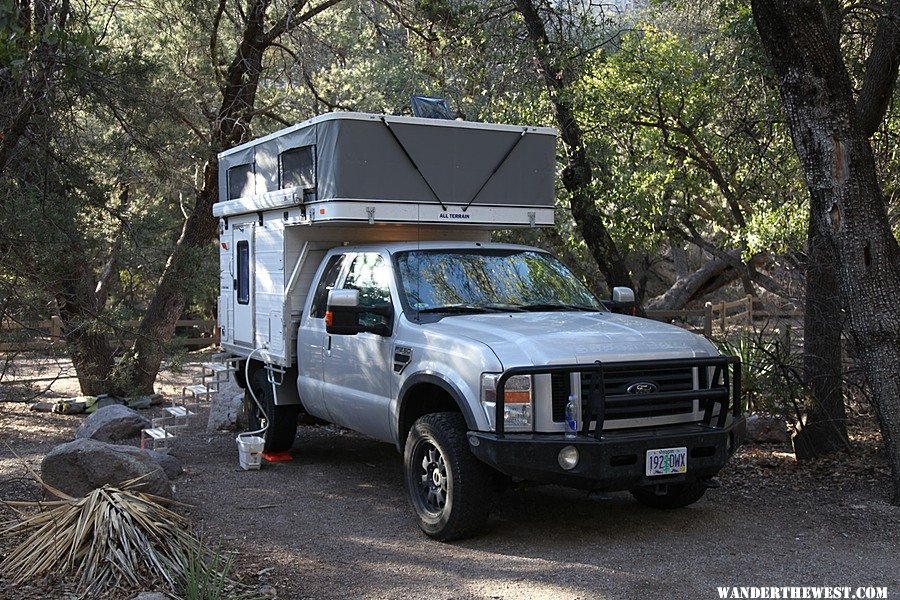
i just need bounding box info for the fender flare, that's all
[396,373,478,444]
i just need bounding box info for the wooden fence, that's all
[0,318,220,353]
[645,295,803,337]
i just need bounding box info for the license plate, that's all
[645,447,688,476]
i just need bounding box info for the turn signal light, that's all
[324,310,333,327]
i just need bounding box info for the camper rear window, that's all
[279,146,315,190]
[237,241,250,305]
[228,164,255,200]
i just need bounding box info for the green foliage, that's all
[717,326,803,417]
[576,13,806,261]
[182,541,235,600]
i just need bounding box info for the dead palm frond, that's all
[0,475,226,597]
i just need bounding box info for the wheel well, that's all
[233,359,262,390]
[233,360,248,389]
[399,383,462,449]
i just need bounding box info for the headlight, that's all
[481,373,533,431]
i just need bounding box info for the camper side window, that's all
[279,146,315,190]
[311,254,345,319]
[236,241,250,305]
[228,163,255,200]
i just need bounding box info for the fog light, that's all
[558,445,579,471]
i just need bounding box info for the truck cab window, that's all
[342,253,391,329]
[342,253,391,307]
[311,254,345,318]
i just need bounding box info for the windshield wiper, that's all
[416,305,494,315]
[416,304,524,314]
[520,303,601,312]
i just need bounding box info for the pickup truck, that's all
[238,240,746,541]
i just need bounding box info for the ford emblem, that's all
[626,381,658,395]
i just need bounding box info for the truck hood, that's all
[420,311,718,367]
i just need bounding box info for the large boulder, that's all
[41,438,172,499]
[207,378,247,432]
[746,414,790,444]
[76,404,150,444]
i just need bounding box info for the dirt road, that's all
[175,423,899,600]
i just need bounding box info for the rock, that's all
[746,414,790,444]
[207,378,247,432]
[131,592,169,600]
[30,401,54,412]
[75,404,150,444]
[145,450,184,479]
[41,438,172,499]
[95,394,126,410]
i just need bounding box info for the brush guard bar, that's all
[494,356,742,436]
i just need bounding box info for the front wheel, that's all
[403,412,494,541]
[630,481,706,509]
[244,368,299,453]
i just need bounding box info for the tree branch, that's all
[855,0,900,136]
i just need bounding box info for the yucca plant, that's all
[0,474,236,598]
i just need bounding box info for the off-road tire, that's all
[630,481,706,509]
[404,412,494,541]
[244,368,299,453]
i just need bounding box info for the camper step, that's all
[202,362,233,373]
[184,384,210,395]
[143,427,174,440]
[164,406,195,418]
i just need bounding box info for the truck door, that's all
[296,253,346,422]
[232,225,254,346]
[322,252,395,442]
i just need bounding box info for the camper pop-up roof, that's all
[212,112,558,228]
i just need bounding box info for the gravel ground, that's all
[1,359,899,599]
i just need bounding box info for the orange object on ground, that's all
[262,451,293,462]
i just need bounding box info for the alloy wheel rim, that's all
[416,442,448,515]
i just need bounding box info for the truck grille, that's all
[551,367,698,423]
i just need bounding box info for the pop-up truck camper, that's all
[213,111,746,540]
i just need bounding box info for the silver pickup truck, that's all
[239,240,746,540]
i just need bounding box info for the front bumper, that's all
[468,417,747,490]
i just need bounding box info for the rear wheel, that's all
[403,412,494,541]
[244,368,299,453]
[630,481,706,509]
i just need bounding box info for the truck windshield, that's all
[395,249,603,314]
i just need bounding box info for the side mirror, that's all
[607,286,637,315]
[611,287,635,304]
[325,289,393,336]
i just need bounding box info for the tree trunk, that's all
[752,0,900,503]
[513,0,633,290]
[118,4,270,393]
[793,216,848,459]
[122,161,222,393]
[55,265,116,396]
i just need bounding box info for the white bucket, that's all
[236,435,265,470]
